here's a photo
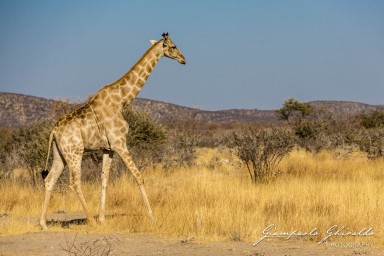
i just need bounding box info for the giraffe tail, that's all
[41,129,55,180]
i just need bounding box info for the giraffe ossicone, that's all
[39,33,186,230]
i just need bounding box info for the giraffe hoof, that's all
[40,221,48,231]
[98,216,105,224]
[88,217,97,226]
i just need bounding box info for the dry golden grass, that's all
[0,148,383,247]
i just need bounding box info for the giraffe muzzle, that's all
[178,57,186,65]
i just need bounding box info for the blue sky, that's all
[1,0,383,110]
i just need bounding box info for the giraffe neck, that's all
[118,41,164,107]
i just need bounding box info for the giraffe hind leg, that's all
[40,142,65,230]
[67,155,96,226]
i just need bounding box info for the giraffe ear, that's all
[150,40,158,45]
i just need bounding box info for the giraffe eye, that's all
[171,46,177,49]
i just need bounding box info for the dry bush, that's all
[293,116,358,153]
[162,130,200,168]
[358,127,384,159]
[226,127,295,182]
[360,109,384,129]
[60,234,112,256]
[357,110,384,159]
[162,117,201,168]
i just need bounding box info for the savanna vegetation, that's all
[0,98,383,247]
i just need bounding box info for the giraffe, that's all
[39,33,186,230]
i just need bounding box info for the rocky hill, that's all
[0,92,383,128]
[308,100,384,116]
[0,93,57,128]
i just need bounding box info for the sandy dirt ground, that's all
[2,232,383,256]
[0,214,383,256]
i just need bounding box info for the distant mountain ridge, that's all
[0,92,383,128]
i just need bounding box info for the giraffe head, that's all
[151,33,186,65]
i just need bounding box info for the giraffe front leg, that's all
[99,150,114,223]
[114,145,156,224]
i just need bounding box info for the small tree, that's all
[277,98,313,122]
[226,128,295,183]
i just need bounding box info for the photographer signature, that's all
[253,224,374,246]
